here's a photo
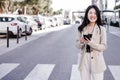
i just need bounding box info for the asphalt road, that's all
[0,24,120,80]
[0,25,78,80]
[104,31,120,80]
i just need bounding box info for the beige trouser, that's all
[79,53,104,80]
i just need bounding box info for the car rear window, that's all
[0,17,14,22]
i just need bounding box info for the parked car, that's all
[21,15,38,31]
[63,18,71,25]
[75,18,81,24]
[48,17,57,27]
[42,17,52,28]
[38,16,46,30]
[53,15,64,26]
[0,14,32,37]
[32,15,42,30]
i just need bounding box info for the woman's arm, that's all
[88,27,107,52]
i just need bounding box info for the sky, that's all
[107,0,115,10]
[51,0,115,11]
[51,0,91,11]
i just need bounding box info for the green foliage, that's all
[0,0,6,13]
[0,0,6,1]
[53,9,63,15]
[15,0,53,15]
[0,0,54,15]
[24,0,39,5]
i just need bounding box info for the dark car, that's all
[63,18,71,25]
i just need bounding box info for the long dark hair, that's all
[78,5,102,33]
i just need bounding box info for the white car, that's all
[48,18,57,27]
[42,17,52,28]
[0,14,32,37]
[21,15,38,31]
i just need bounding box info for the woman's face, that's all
[87,8,97,23]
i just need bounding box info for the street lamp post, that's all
[101,0,103,19]
[115,0,117,22]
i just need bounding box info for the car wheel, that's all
[27,28,32,35]
[18,29,22,38]
[14,29,22,38]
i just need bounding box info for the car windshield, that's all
[0,17,14,22]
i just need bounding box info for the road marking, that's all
[108,65,120,80]
[70,65,81,80]
[24,64,55,80]
[0,63,19,79]
[1,63,119,80]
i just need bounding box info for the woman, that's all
[76,5,107,80]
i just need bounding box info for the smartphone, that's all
[83,35,90,40]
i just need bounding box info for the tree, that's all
[0,0,54,15]
[0,0,6,14]
[24,0,39,5]
[22,0,39,15]
[0,0,13,14]
[53,9,63,15]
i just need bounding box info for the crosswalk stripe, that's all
[1,63,119,80]
[108,65,120,80]
[70,65,81,80]
[24,64,55,80]
[0,63,19,79]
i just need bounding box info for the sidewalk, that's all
[107,25,120,37]
[0,25,71,56]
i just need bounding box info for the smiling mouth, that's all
[90,17,96,20]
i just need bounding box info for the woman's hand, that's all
[80,37,90,44]
[80,37,85,44]
[84,38,90,44]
